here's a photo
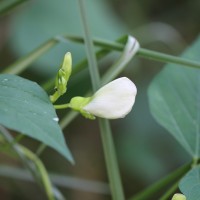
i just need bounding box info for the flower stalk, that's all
[77,0,127,199]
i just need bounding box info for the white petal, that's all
[123,36,140,64]
[83,77,137,119]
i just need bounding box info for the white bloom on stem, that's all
[83,77,137,119]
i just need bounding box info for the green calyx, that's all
[69,96,95,120]
[50,52,72,103]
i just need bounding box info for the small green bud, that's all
[50,52,72,103]
[172,193,186,200]
[55,52,72,94]
[69,96,95,120]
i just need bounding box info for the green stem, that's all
[0,125,64,200]
[60,35,200,69]
[78,1,125,200]
[98,119,125,200]
[3,35,200,76]
[54,104,70,110]
[57,35,200,69]
[77,2,100,91]
[20,146,55,200]
[159,182,179,200]
[3,38,58,74]
[36,143,47,156]
[56,35,125,51]
[137,48,200,69]
[129,162,191,200]
[59,111,79,130]
[5,133,25,148]
[52,35,200,70]
[50,92,61,104]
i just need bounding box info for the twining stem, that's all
[3,38,58,75]
[137,48,200,69]
[159,182,179,200]
[20,145,55,200]
[36,143,47,156]
[59,111,78,130]
[77,5,101,90]
[56,35,200,69]
[3,35,200,75]
[78,1,125,200]
[0,125,63,200]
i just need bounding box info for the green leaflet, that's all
[179,167,200,200]
[148,36,200,158]
[0,74,73,163]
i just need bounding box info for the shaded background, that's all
[0,0,199,199]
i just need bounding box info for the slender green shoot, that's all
[36,143,47,156]
[0,125,64,200]
[3,35,200,76]
[20,146,55,200]
[78,1,125,200]
[159,182,179,200]
[3,38,58,75]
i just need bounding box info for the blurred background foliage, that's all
[0,0,200,199]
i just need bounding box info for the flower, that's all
[67,77,136,120]
[83,77,137,119]
[69,77,137,119]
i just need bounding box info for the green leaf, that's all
[148,36,200,158]
[0,74,73,163]
[179,167,200,200]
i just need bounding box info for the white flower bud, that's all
[83,77,137,119]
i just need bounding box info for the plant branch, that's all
[3,35,200,76]
[3,38,59,75]
[78,1,125,200]
[0,125,65,200]
[159,182,179,200]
